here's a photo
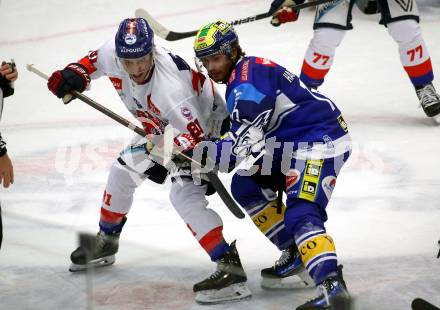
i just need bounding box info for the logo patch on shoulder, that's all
[181,106,193,121]
[337,115,348,132]
[109,77,122,90]
[255,57,276,67]
[87,50,98,63]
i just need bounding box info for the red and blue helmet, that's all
[115,18,154,59]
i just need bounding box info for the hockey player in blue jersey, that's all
[193,20,352,309]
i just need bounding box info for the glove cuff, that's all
[65,63,91,92]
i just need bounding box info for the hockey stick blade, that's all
[207,172,244,218]
[412,298,440,310]
[27,64,245,219]
[136,0,333,41]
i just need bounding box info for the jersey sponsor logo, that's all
[87,50,98,63]
[137,111,165,135]
[302,180,317,195]
[337,115,348,132]
[394,0,413,12]
[306,160,322,177]
[298,233,336,267]
[255,57,276,67]
[109,77,122,90]
[174,133,196,150]
[283,70,296,83]
[120,46,144,54]
[321,175,336,200]
[251,200,286,234]
[181,106,193,121]
[299,159,323,202]
[136,98,166,135]
[147,95,161,116]
[286,169,301,190]
[241,59,250,82]
[124,34,137,45]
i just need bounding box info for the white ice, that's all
[0,0,440,309]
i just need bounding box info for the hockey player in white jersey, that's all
[47,17,251,304]
[269,0,440,119]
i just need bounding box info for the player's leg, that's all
[379,0,440,117]
[170,177,251,304]
[284,154,351,309]
[299,0,356,88]
[69,139,168,271]
[230,171,309,288]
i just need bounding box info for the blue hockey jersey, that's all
[215,56,351,163]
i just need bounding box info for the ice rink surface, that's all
[1,0,440,309]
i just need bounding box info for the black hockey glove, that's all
[0,60,16,98]
[47,63,90,104]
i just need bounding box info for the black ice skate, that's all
[261,244,312,289]
[69,218,126,272]
[193,241,252,304]
[296,265,351,310]
[416,83,440,118]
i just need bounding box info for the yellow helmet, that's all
[194,20,238,58]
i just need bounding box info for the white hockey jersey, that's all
[77,40,228,141]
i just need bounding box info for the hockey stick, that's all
[26,64,245,219]
[412,298,440,310]
[135,0,334,41]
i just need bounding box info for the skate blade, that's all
[261,269,313,289]
[195,282,252,305]
[69,255,115,272]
